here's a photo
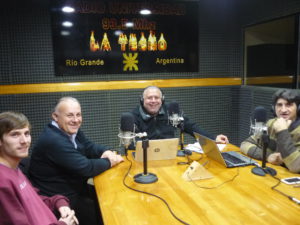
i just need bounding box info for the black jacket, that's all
[29,123,111,200]
[131,103,215,145]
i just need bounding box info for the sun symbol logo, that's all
[123,53,139,71]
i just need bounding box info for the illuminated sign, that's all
[50,1,199,75]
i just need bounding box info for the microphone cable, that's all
[122,155,190,225]
[239,139,300,205]
[270,175,300,205]
[188,167,240,189]
[235,143,300,206]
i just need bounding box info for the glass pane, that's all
[244,15,297,88]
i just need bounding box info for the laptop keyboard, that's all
[222,152,246,165]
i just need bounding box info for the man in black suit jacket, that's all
[29,96,123,225]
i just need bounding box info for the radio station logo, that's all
[89,30,167,52]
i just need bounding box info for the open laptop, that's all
[134,138,179,162]
[193,132,256,168]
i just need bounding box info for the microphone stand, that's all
[134,136,158,184]
[177,122,186,157]
[251,130,277,176]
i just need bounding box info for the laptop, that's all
[193,132,256,168]
[134,138,179,162]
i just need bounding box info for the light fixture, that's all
[125,22,134,28]
[62,6,75,13]
[140,9,151,15]
[62,21,73,27]
[60,30,71,36]
[114,30,123,36]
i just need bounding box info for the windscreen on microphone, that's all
[253,106,267,123]
[120,112,135,132]
[168,101,180,114]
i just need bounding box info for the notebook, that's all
[134,138,179,162]
[193,132,256,168]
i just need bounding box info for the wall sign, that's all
[50,1,199,75]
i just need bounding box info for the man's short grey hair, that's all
[142,86,163,99]
[53,97,80,113]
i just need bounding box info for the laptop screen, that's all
[193,132,255,167]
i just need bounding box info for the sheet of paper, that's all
[184,142,203,153]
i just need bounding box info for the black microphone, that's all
[167,101,184,127]
[254,106,267,122]
[250,106,268,137]
[250,106,277,176]
[118,112,136,150]
[118,112,147,152]
[117,114,157,184]
[117,113,156,184]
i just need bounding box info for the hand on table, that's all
[215,134,229,144]
[101,150,124,167]
[58,207,78,225]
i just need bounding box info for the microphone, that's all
[118,112,147,150]
[250,106,268,137]
[118,112,136,149]
[167,101,184,127]
[250,106,277,176]
[167,101,186,157]
[118,114,157,184]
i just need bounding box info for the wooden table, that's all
[94,145,300,225]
